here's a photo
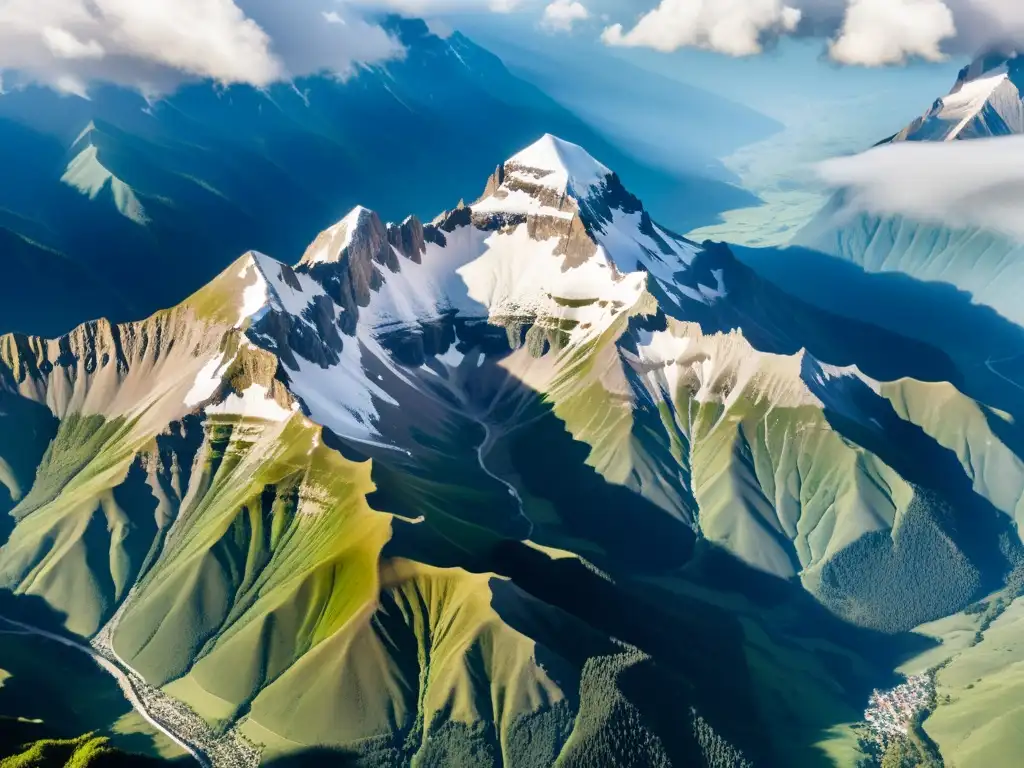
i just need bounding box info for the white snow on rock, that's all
[207,383,297,421]
[596,209,698,283]
[301,205,372,266]
[629,326,876,415]
[253,252,326,320]
[507,134,612,194]
[237,257,270,328]
[437,343,465,368]
[941,67,1012,138]
[296,135,711,346]
[234,251,329,330]
[362,240,483,332]
[284,331,399,444]
[183,352,233,408]
[901,58,1024,141]
[218,135,739,445]
[471,188,574,219]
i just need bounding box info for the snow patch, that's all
[183,352,232,408]
[207,384,297,421]
[472,188,574,219]
[247,252,328,331]
[436,340,465,368]
[237,257,269,328]
[285,333,398,442]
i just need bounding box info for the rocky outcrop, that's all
[502,162,575,212]
[387,217,427,263]
[0,309,229,419]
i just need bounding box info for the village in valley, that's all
[861,674,936,751]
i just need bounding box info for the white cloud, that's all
[358,0,521,12]
[830,0,956,65]
[542,0,590,32]
[242,0,402,82]
[601,0,1024,65]
[42,27,105,60]
[601,0,802,56]
[0,0,403,94]
[817,136,1024,240]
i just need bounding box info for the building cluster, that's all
[862,674,934,748]
[92,626,262,768]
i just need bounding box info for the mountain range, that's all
[2,129,1023,767]
[0,17,767,341]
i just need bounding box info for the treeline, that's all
[690,709,753,768]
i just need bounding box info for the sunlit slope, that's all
[238,562,581,765]
[924,594,1024,767]
[520,257,1021,634]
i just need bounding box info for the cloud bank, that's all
[602,0,802,55]
[817,136,1024,240]
[829,0,956,65]
[0,0,442,95]
[602,0,1024,66]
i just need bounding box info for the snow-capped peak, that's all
[506,134,612,196]
[895,52,1024,141]
[956,51,1018,86]
[938,66,1012,139]
[300,205,377,266]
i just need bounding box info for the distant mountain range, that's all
[449,17,782,178]
[2,133,1021,767]
[0,17,766,339]
[736,52,1024,767]
[788,52,1024,326]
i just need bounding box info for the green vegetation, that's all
[815,492,982,634]
[0,734,170,768]
[876,710,944,768]
[0,615,182,761]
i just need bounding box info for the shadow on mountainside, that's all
[486,534,937,767]
[814,373,1024,626]
[734,243,1024,423]
[0,591,176,762]
[691,242,962,388]
[340,313,952,765]
[378,392,936,766]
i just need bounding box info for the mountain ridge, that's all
[0,17,764,339]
